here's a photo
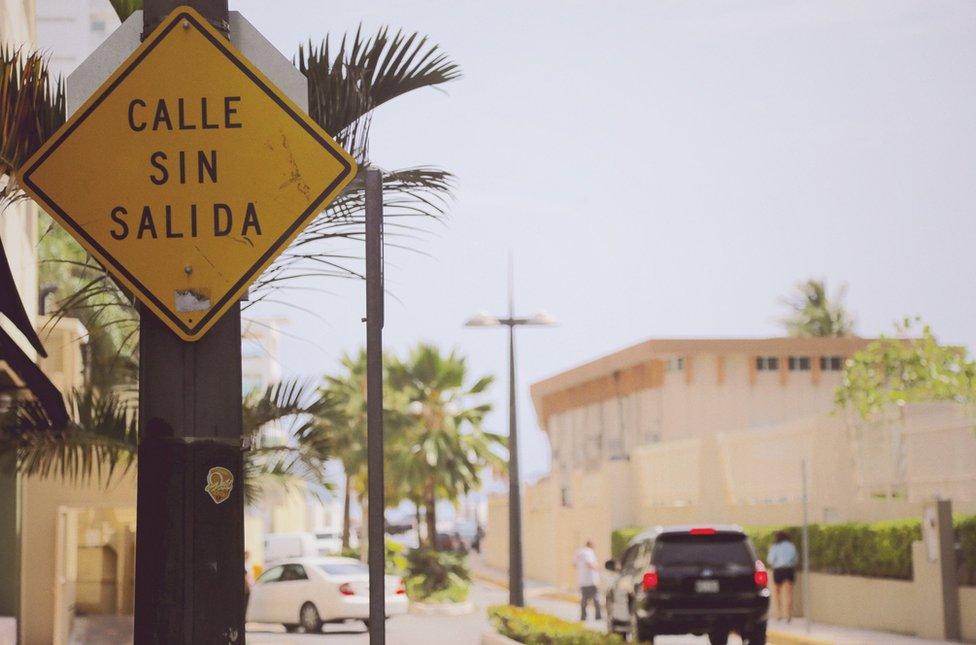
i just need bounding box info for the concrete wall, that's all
[784,543,976,641]
[487,403,976,590]
[961,586,976,643]
[0,0,36,52]
[792,572,916,635]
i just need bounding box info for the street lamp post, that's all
[465,268,555,607]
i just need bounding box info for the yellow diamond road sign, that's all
[18,7,357,341]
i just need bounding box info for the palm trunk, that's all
[414,500,425,547]
[360,495,368,561]
[341,473,352,550]
[425,478,437,550]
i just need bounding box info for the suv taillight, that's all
[641,566,659,591]
[753,561,768,588]
[339,582,356,596]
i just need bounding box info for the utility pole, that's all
[465,261,557,607]
[801,457,811,632]
[365,168,386,643]
[505,270,525,608]
[134,2,244,643]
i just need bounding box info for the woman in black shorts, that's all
[766,531,798,621]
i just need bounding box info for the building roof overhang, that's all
[529,336,877,428]
[0,324,69,428]
[0,235,46,358]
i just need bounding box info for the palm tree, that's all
[386,344,503,549]
[0,377,336,505]
[320,350,368,550]
[780,278,855,338]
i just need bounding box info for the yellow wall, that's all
[20,472,136,645]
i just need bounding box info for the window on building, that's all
[561,486,572,508]
[756,356,780,371]
[788,356,811,371]
[666,356,685,371]
[819,356,845,371]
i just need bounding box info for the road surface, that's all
[247,581,734,644]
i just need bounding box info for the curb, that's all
[409,600,474,616]
[481,631,520,645]
[473,569,509,590]
[768,629,834,645]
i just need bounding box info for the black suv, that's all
[605,525,770,644]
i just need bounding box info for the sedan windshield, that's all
[318,562,369,576]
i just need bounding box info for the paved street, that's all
[246,581,734,645]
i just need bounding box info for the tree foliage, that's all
[386,343,503,547]
[0,378,334,505]
[0,47,63,201]
[835,317,976,420]
[780,278,855,338]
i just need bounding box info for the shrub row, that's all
[488,605,621,644]
[611,515,976,583]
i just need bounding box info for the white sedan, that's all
[246,557,409,633]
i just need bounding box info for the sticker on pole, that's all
[17,7,357,341]
[205,466,234,504]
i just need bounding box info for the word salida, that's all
[108,96,262,241]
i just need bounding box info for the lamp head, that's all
[465,311,501,327]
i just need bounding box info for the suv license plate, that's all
[695,579,720,593]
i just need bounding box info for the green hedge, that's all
[613,515,976,583]
[747,520,920,580]
[488,605,621,644]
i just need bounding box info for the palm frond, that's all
[108,0,142,22]
[0,46,64,199]
[0,389,137,486]
[299,27,461,162]
[250,166,453,294]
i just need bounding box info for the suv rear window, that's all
[653,533,753,567]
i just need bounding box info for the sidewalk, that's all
[766,620,959,645]
[471,557,960,645]
[470,556,578,604]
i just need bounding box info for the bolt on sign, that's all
[17,7,356,341]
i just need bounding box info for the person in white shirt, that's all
[766,531,799,621]
[573,539,602,621]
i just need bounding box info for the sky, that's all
[223,0,976,479]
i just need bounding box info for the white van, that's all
[263,532,319,563]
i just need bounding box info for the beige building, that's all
[485,337,976,592]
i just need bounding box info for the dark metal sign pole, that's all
[365,167,386,643]
[505,283,525,607]
[134,2,245,644]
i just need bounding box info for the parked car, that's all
[264,532,319,563]
[605,525,770,644]
[315,530,343,556]
[246,557,408,633]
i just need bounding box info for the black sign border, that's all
[22,10,354,338]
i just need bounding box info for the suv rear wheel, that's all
[743,621,767,645]
[629,613,654,643]
[708,630,729,645]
